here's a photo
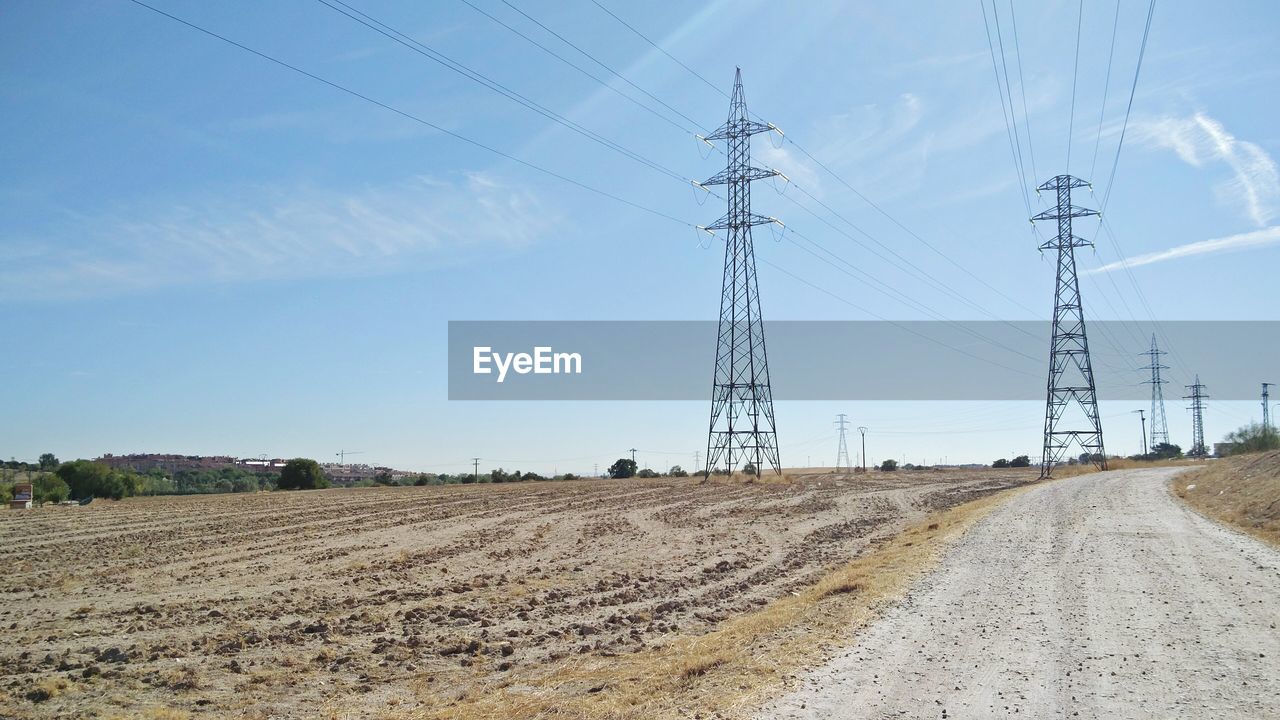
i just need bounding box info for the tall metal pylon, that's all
[1140,334,1170,448]
[834,414,851,473]
[1183,376,1208,457]
[1031,175,1106,477]
[702,69,782,476]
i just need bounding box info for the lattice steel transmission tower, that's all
[834,414,852,473]
[1031,175,1106,478]
[1265,383,1275,431]
[1184,376,1208,457]
[1141,335,1170,448]
[702,69,782,477]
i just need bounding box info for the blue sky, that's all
[2,0,1277,473]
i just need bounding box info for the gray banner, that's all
[448,321,1278,401]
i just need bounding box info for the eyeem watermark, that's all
[473,346,582,383]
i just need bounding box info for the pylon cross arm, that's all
[704,119,774,141]
[701,166,778,186]
[1031,205,1100,222]
[704,212,780,231]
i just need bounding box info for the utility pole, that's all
[1031,175,1106,477]
[694,450,700,470]
[857,426,868,472]
[1184,376,1208,457]
[834,414,852,473]
[1264,382,1275,431]
[629,448,637,466]
[1131,409,1147,457]
[472,457,480,484]
[701,69,783,478]
[1140,335,1170,448]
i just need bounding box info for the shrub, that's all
[879,459,898,472]
[34,475,71,504]
[278,458,329,490]
[636,468,660,478]
[669,465,689,477]
[1009,455,1031,468]
[992,458,1010,468]
[1221,423,1279,455]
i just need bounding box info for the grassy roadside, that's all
[1172,450,1280,548]
[1050,456,1199,478]
[407,481,1038,720]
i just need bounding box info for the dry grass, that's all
[1173,450,1280,547]
[1051,456,1198,478]
[407,482,1035,720]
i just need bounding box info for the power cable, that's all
[122,0,694,227]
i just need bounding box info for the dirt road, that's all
[762,467,1280,719]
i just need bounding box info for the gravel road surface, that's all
[761,467,1280,719]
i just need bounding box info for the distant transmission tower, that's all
[1031,175,1106,477]
[702,69,782,477]
[834,414,851,473]
[1183,376,1208,457]
[1140,335,1170,448]
[1264,383,1275,431]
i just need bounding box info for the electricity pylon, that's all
[702,69,782,477]
[1183,376,1208,457]
[1265,383,1275,431]
[1140,335,1170,448]
[1031,174,1106,478]
[834,414,851,473]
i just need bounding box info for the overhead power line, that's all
[122,0,693,227]
[458,0,698,136]
[1066,0,1084,174]
[1007,0,1039,187]
[498,0,704,130]
[313,0,691,185]
[1098,0,1158,212]
[1089,0,1123,181]
[588,0,727,98]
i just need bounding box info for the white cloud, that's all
[1134,112,1279,226]
[1086,225,1280,274]
[0,173,554,301]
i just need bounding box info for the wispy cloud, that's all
[1133,112,1279,226]
[0,173,554,301]
[1086,225,1280,274]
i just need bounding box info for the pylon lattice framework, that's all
[703,68,782,476]
[1141,335,1170,449]
[1031,175,1107,478]
[1183,376,1208,457]
[834,414,851,473]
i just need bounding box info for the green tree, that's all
[607,458,637,479]
[742,461,759,476]
[1009,455,1031,468]
[278,458,329,490]
[879,459,898,472]
[992,458,1010,468]
[636,468,659,478]
[38,453,59,471]
[34,475,70,504]
[668,465,688,477]
[1222,422,1279,455]
[55,460,135,500]
[1149,442,1182,460]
